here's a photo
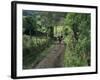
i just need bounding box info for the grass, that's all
[63,37,89,67]
[30,44,55,68]
[23,43,54,69]
[64,49,89,67]
[23,35,54,69]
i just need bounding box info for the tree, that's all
[64,13,91,66]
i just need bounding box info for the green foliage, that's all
[23,35,53,69]
[64,13,91,67]
[23,10,91,68]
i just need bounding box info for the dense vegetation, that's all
[63,13,91,67]
[23,10,91,69]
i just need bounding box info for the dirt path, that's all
[35,41,66,68]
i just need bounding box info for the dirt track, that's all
[35,41,66,68]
